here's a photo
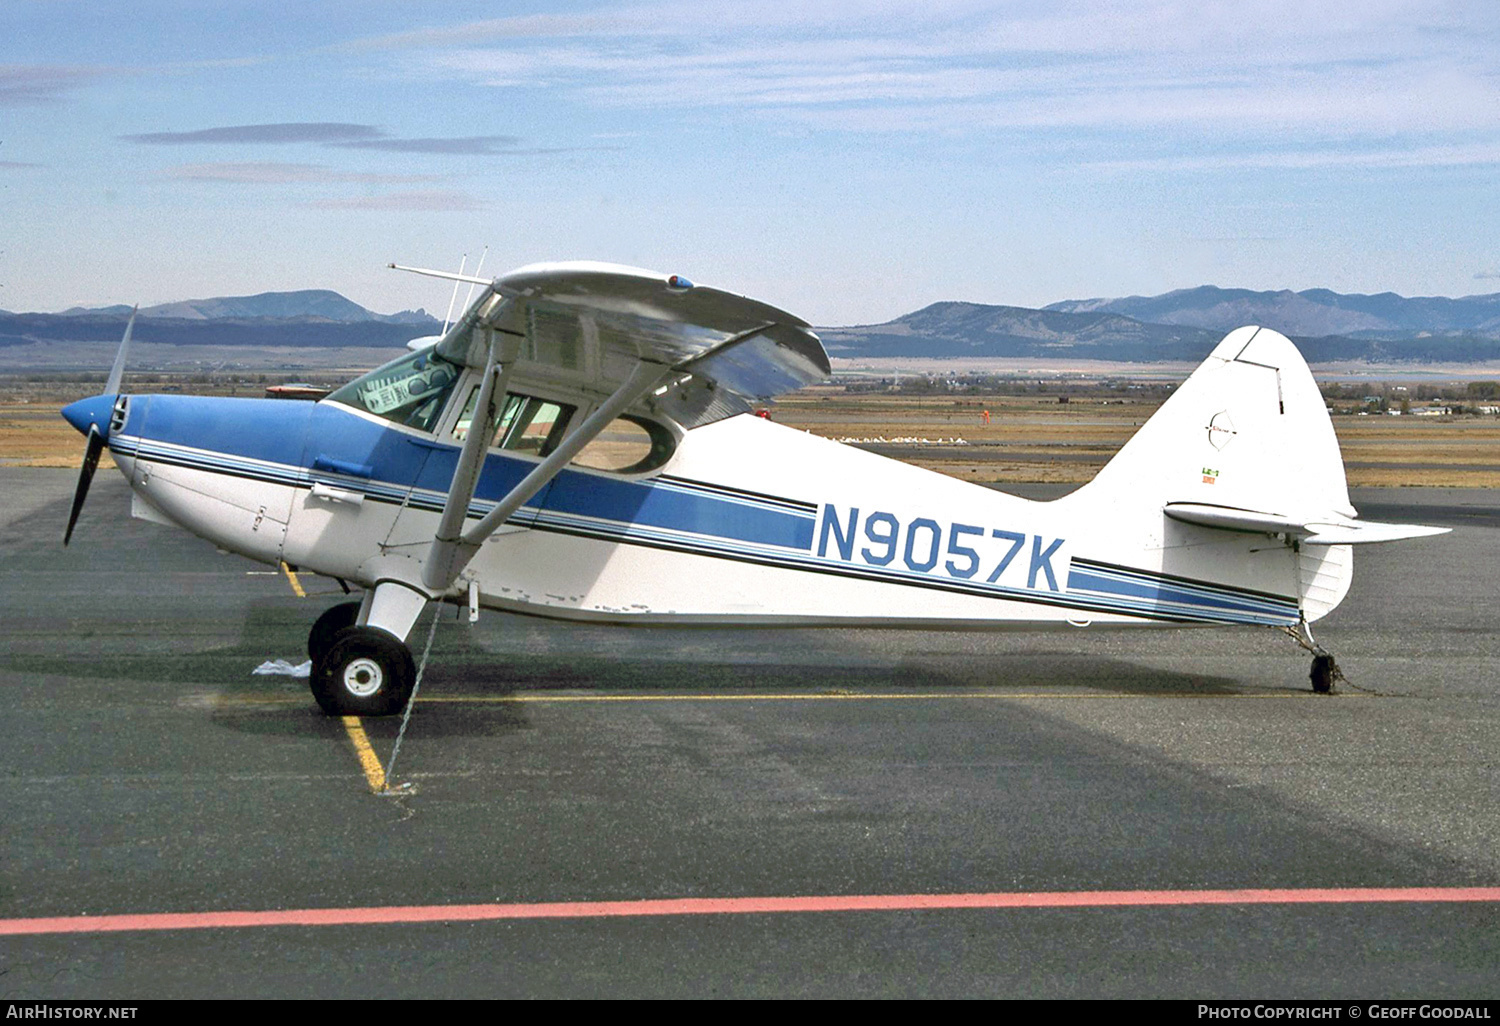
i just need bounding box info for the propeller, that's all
[64,425,106,546]
[61,306,135,546]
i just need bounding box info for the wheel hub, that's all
[342,656,385,697]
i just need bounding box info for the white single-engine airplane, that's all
[61,262,1447,714]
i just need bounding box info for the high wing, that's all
[400,261,830,592]
[419,260,829,429]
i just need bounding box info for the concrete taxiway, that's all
[0,468,1497,998]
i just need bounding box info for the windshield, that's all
[326,348,463,432]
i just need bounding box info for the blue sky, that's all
[3,0,1499,324]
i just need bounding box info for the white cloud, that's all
[1085,142,1500,173]
[335,12,651,53]
[306,190,485,211]
[373,0,1500,145]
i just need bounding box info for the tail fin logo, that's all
[1207,411,1237,451]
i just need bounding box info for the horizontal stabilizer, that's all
[1297,520,1450,546]
[1164,502,1450,546]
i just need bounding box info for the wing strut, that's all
[421,358,675,592]
[422,327,518,590]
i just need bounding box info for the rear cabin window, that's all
[572,416,676,474]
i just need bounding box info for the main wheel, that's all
[311,626,416,717]
[308,600,361,666]
[1310,653,1336,694]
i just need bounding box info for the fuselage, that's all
[76,390,1311,630]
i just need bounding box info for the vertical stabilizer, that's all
[1056,326,1354,621]
[1073,326,1352,518]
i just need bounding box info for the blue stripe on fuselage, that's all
[1066,563,1297,623]
[541,470,814,549]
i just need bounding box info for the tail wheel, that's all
[311,626,415,717]
[307,600,362,666]
[1310,654,1336,694]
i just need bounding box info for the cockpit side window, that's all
[448,386,675,472]
[497,394,571,454]
[326,349,462,432]
[452,388,575,457]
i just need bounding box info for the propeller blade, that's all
[64,425,105,546]
[104,306,137,397]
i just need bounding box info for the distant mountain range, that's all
[818,303,1224,362]
[6,286,1500,363]
[0,291,441,351]
[823,287,1500,363]
[55,289,435,325]
[1044,286,1500,339]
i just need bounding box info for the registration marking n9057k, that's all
[816,505,1066,591]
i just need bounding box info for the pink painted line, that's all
[4,887,1498,937]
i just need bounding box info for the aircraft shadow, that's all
[423,645,1249,696]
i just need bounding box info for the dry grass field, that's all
[3,381,1497,488]
[0,376,346,473]
[0,401,117,470]
[770,386,1500,489]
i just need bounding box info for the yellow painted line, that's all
[280,562,306,598]
[341,717,386,792]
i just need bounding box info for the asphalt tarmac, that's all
[1,468,1497,998]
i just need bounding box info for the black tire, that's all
[310,626,416,717]
[1310,654,1336,694]
[307,600,362,666]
